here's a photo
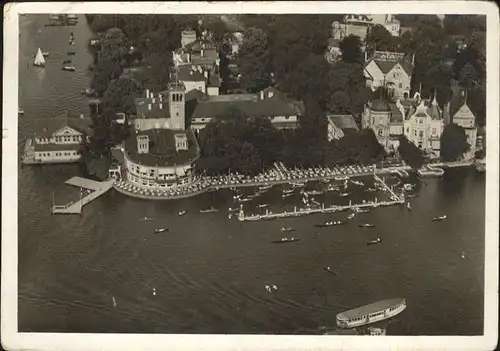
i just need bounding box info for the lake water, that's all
[18,15,485,335]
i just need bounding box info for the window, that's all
[432,128,436,135]
[399,83,402,88]
[378,129,383,136]
[413,130,417,136]
[419,131,424,138]
[406,127,409,133]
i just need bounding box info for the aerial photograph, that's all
[15,11,487,338]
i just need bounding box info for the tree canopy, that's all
[440,123,471,162]
[397,135,425,169]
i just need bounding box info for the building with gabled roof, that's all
[449,91,478,160]
[22,111,92,164]
[364,51,414,99]
[327,114,359,141]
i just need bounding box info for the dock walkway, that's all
[52,177,113,215]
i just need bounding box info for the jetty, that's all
[51,177,113,215]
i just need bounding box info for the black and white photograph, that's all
[2,2,498,351]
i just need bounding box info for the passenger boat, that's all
[336,298,406,328]
[339,192,351,197]
[417,166,444,178]
[33,48,46,67]
[315,220,346,228]
[154,228,169,234]
[178,210,187,216]
[366,238,382,246]
[200,207,218,213]
[358,223,375,228]
[432,215,447,222]
[280,226,296,232]
[272,237,301,244]
[62,66,76,71]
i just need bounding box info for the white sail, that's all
[34,48,46,66]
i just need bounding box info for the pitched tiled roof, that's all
[370,99,391,111]
[35,111,92,138]
[327,114,359,131]
[177,65,206,82]
[368,58,414,77]
[34,143,81,152]
[134,96,170,119]
[388,103,404,123]
[185,88,209,102]
[124,128,199,167]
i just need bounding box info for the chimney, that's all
[198,65,202,73]
[412,54,415,66]
[80,114,84,119]
[268,91,274,98]
[260,91,264,100]
[190,70,193,75]
[204,71,208,79]
[152,98,155,104]
[148,104,152,111]
[146,89,150,98]
[364,51,367,62]
[201,49,204,57]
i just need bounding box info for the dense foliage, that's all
[440,123,471,162]
[397,135,425,169]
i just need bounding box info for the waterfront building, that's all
[23,111,91,164]
[188,86,302,133]
[123,82,201,190]
[363,92,448,157]
[364,51,414,99]
[450,92,478,160]
[327,114,359,141]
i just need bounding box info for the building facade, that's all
[364,51,414,99]
[23,112,92,164]
[450,98,478,160]
[331,14,401,42]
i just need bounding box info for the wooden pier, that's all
[237,175,405,222]
[51,177,113,215]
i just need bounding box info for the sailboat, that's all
[33,48,46,67]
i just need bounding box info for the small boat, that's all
[324,266,337,275]
[406,194,417,198]
[272,237,301,244]
[178,210,187,216]
[282,189,294,195]
[475,159,486,172]
[265,285,272,293]
[326,184,339,192]
[367,327,386,336]
[320,179,330,184]
[239,197,252,203]
[33,48,46,67]
[154,228,169,234]
[432,215,447,222]
[290,181,305,187]
[347,213,356,220]
[67,51,76,55]
[403,183,416,191]
[282,193,293,199]
[355,208,370,213]
[315,220,346,228]
[339,192,351,197]
[305,190,323,196]
[418,166,444,178]
[257,204,270,208]
[280,226,296,232]
[367,238,382,246]
[358,223,375,228]
[335,176,349,181]
[63,59,72,64]
[112,296,117,308]
[233,194,242,200]
[200,207,218,213]
[62,66,76,71]
[350,180,364,186]
[406,202,411,210]
[141,217,154,221]
[42,52,50,57]
[18,108,24,115]
[259,184,273,191]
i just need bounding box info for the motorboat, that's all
[200,207,218,213]
[339,192,351,197]
[178,210,187,216]
[358,223,375,228]
[315,220,346,228]
[366,238,382,246]
[324,266,337,275]
[432,215,447,222]
[272,237,301,244]
[280,226,296,232]
[62,66,76,71]
[154,228,169,234]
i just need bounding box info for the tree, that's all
[101,76,142,115]
[238,27,271,92]
[100,27,130,64]
[398,135,425,169]
[91,56,123,96]
[327,91,351,114]
[339,35,363,64]
[366,25,399,54]
[440,123,471,162]
[458,62,477,90]
[141,52,172,91]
